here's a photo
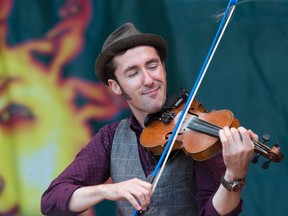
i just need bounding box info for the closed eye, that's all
[127,71,138,77]
[147,63,158,71]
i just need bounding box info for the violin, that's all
[140,98,284,168]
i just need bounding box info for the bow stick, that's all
[133,0,238,215]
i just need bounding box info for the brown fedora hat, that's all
[95,22,168,85]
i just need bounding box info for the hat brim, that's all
[95,33,168,85]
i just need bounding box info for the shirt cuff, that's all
[204,195,243,216]
[63,185,82,211]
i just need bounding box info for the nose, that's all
[142,70,154,86]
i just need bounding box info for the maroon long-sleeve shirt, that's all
[41,115,242,216]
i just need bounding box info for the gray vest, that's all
[110,119,198,216]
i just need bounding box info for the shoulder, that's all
[98,120,122,135]
[91,120,121,144]
[73,120,121,160]
[90,119,130,150]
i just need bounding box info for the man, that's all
[41,22,257,216]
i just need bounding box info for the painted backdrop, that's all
[0,0,287,216]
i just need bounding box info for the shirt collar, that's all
[129,114,143,134]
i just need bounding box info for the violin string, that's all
[188,116,221,136]
[188,117,269,154]
[252,139,269,153]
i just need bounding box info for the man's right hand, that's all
[99,178,153,211]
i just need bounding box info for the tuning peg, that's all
[252,153,261,164]
[262,159,271,169]
[274,141,280,148]
[252,134,271,164]
[261,141,282,169]
[163,113,175,124]
[262,134,271,143]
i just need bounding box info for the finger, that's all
[133,188,151,211]
[219,127,230,156]
[137,180,153,193]
[223,126,240,152]
[230,127,242,145]
[238,127,254,148]
[222,126,234,144]
[125,192,142,211]
[219,128,227,145]
[129,180,152,211]
[125,190,148,211]
[248,129,259,141]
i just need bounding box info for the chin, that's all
[148,102,164,114]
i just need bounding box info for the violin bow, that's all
[133,0,238,215]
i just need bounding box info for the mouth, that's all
[142,87,160,96]
[0,102,35,127]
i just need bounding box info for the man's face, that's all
[108,46,167,121]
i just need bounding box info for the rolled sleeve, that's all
[194,152,243,216]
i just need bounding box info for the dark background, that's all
[6,0,288,215]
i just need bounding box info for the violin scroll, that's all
[252,138,284,169]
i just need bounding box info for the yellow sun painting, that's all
[0,0,127,215]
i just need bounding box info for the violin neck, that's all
[187,116,284,163]
[187,116,220,137]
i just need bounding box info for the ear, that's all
[108,79,122,95]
